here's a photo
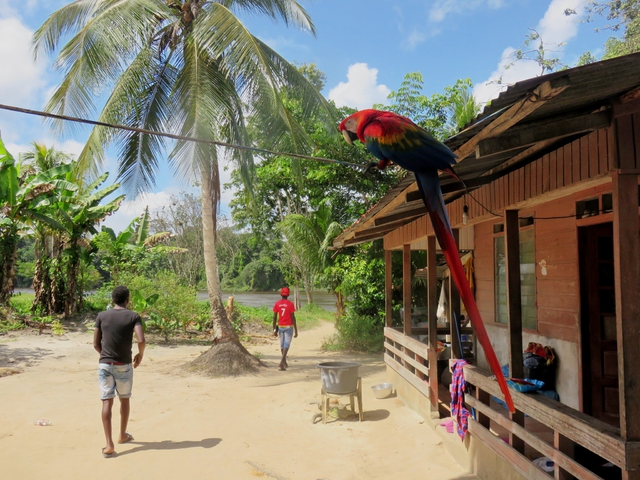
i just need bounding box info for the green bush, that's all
[326,310,384,353]
[323,243,386,353]
[83,286,112,311]
[89,272,209,338]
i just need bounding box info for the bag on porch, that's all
[523,343,556,390]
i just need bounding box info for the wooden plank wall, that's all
[475,221,496,324]
[474,180,618,342]
[534,196,580,341]
[384,127,614,250]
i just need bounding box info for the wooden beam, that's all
[505,210,524,378]
[468,418,552,480]
[467,397,600,480]
[452,77,571,160]
[403,244,412,336]
[505,209,525,454]
[332,174,417,248]
[449,229,462,359]
[355,220,412,237]
[342,232,389,246]
[385,327,430,358]
[477,110,610,158]
[464,364,626,468]
[612,171,640,446]
[385,249,393,328]
[554,432,575,480]
[374,201,427,226]
[385,353,431,398]
[427,235,439,415]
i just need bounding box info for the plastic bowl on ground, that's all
[371,383,393,399]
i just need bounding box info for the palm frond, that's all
[225,0,315,33]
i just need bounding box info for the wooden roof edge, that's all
[332,173,417,246]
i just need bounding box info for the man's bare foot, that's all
[278,363,286,371]
[118,432,134,444]
[102,447,115,458]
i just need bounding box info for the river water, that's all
[204,291,337,312]
[15,288,337,312]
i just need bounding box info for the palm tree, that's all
[33,0,333,374]
[20,142,74,173]
[445,83,480,138]
[278,203,343,312]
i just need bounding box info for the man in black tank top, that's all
[93,286,145,458]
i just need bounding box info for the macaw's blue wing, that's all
[362,116,457,173]
[416,169,516,414]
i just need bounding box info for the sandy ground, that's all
[0,319,477,480]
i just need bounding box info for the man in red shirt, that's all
[272,287,298,371]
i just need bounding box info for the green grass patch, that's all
[9,293,34,315]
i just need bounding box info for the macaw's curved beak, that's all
[341,129,358,145]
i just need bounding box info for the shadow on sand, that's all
[0,344,54,368]
[115,437,222,456]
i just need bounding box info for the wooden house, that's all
[333,53,640,480]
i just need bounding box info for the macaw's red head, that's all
[339,109,392,170]
[339,109,381,145]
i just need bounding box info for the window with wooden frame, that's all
[494,224,537,329]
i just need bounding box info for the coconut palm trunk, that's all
[201,170,240,343]
[33,0,334,375]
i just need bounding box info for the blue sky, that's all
[0,0,613,230]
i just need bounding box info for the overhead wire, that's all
[0,102,596,221]
[0,103,368,171]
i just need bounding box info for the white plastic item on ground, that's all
[34,419,52,426]
[532,457,554,472]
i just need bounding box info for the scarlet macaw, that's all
[340,109,515,413]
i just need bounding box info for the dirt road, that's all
[0,319,476,479]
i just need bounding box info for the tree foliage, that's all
[381,74,480,140]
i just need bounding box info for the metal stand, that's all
[321,377,363,423]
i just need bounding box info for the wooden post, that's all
[612,170,640,480]
[505,209,525,454]
[385,249,393,328]
[554,432,574,480]
[427,235,439,415]
[474,388,491,430]
[403,244,412,336]
[505,210,524,378]
[449,229,461,359]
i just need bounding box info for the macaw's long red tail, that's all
[416,170,516,413]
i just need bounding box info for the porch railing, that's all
[464,364,640,480]
[383,327,431,400]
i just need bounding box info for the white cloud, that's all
[474,0,585,106]
[429,0,505,23]
[404,29,428,50]
[100,189,179,233]
[328,63,391,110]
[0,17,48,107]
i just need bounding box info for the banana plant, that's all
[0,136,73,305]
[55,173,124,316]
[94,206,186,285]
